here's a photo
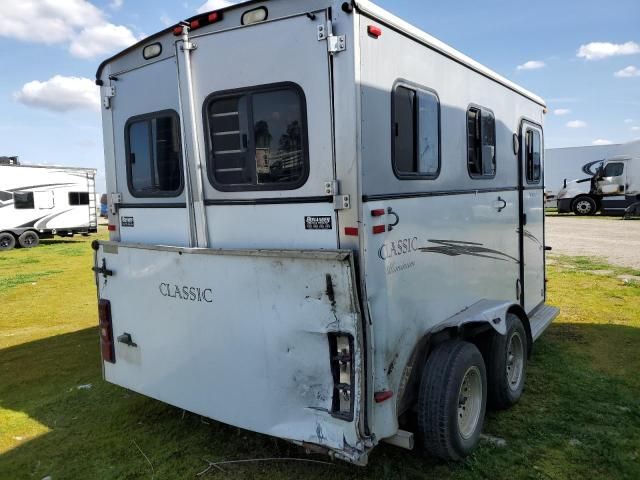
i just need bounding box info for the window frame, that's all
[13,191,35,210]
[124,109,184,199]
[524,128,542,185]
[68,191,90,206]
[390,80,442,181]
[202,82,310,192]
[603,162,625,178]
[466,103,497,180]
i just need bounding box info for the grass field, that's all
[1,233,639,479]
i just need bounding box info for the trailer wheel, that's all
[0,232,16,251]
[486,314,528,409]
[18,231,40,248]
[417,340,487,461]
[572,196,596,216]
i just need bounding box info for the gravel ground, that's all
[546,216,640,269]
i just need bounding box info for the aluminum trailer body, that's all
[94,0,558,464]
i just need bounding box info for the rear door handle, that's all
[493,197,507,212]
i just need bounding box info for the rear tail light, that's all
[98,299,115,364]
[328,333,354,420]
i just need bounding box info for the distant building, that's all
[0,156,19,165]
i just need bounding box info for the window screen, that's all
[126,111,182,197]
[69,192,90,205]
[467,107,496,178]
[13,192,34,210]
[603,162,624,177]
[205,84,308,190]
[392,84,440,177]
[525,129,542,183]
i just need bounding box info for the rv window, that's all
[205,84,308,191]
[126,111,183,197]
[525,129,542,183]
[13,191,34,210]
[467,107,496,178]
[603,162,624,177]
[392,84,440,178]
[69,192,90,205]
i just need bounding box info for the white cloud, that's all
[553,109,571,116]
[632,126,640,132]
[577,41,640,60]
[516,60,546,71]
[592,139,613,146]
[0,0,138,59]
[197,0,236,14]
[14,75,100,113]
[160,14,173,27]
[69,23,137,59]
[614,66,640,78]
[624,119,634,124]
[566,120,588,128]
[109,0,124,9]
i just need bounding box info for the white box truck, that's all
[93,0,558,464]
[0,161,98,251]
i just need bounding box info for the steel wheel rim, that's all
[576,200,591,214]
[506,331,524,392]
[457,366,483,440]
[0,238,9,248]
[24,234,35,246]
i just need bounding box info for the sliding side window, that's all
[392,84,440,178]
[125,110,183,197]
[205,83,309,191]
[525,128,542,184]
[68,192,90,205]
[13,192,34,210]
[467,106,496,178]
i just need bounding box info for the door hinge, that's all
[102,86,116,110]
[325,181,350,210]
[109,193,122,215]
[317,24,346,54]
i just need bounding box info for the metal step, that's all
[529,304,560,342]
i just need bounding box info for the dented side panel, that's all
[96,242,366,462]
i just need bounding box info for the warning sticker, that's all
[305,216,332,230]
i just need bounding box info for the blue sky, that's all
[0,0,638,192]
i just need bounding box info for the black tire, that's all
[572,196,597,216]
[0,232,16,251]
[486,314,528,409]
[417,340,487,461]
[18,231,40,248]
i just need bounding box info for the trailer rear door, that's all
[179,11,338,249]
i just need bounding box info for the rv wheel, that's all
[572,196,596,216]
[485,314,528,409]
[0,232,16,251]
[18,231,40,248]
[417,340,487,461]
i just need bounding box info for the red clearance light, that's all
[98,299,115,364]
[107,224,116,232]
[208,12,220,23]
[373,225,386,235]
[368,25,382,38]
[190,19,201,29]
[344,227,359,237]
[371,209,385,217]
[374,390,393,403]
[173,26,183,36]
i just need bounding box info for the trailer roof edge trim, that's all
[353,0,546,108]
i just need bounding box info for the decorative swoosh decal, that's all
[419,239,519,263]
[519,229,542,247]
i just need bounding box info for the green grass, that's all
[0,234,639,479]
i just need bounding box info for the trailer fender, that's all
[439,299,519,336]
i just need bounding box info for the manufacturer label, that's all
[305,216,332,230]
[121,216,134,228]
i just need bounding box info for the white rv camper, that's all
[94,0,558,464]
[555,141,640,215]
[0,162,98,251]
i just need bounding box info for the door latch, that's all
[117,333,138,348]
[93,258,114,280]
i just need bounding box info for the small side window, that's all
[525,129,542,183]
[603,162,624,177]
[392,84,440,178]
[14,191,34,210]
[467,107,496,178]
[68,192,90,205]
[126,111,183,197]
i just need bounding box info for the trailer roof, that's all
[95,0,546,107]
[0,164,97,173]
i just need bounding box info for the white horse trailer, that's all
[0,164,98,251]
[94,0,559,464]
